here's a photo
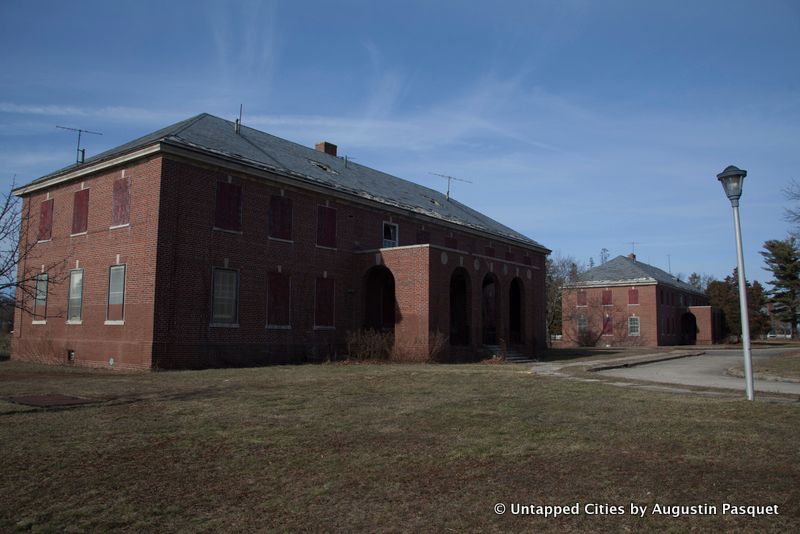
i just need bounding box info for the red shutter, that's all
[112,178,130,226]
[628,288,639,305]
[72,189,89,234]
[38,199,53,241]
[270,196,292,240]
[577,290,587,306]
[445,237,458,249]
[315,277,335,327]
[215,182,242,231]
[267,272,291,325]
[316,206,337,248]
[602,289,612,306]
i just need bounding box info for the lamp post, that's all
[717,165,755,401]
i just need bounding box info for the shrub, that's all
[346,329,393,361]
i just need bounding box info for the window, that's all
[38,199,53,241]
[269,196,292,240]
[107,265,126,322]
[315,277,335,327]
[112,177,130,227]
[316,205,337,248]
[67,269,83,322]
[72,189,89,235]
[415,230,430,244]
[602,289,612,306]
[505,251,515,262]
[212,268,239,325]
[577,315,588,333]
[445,237,458,249]
[523,256,532,266]
[214,181,242,231]
[577,289,587,307]
[680,294,685,306]
[33,273,48,320]
[602,314,613,335]
[267,272,291,327]
[628,316,640,336]
[485,246,495,257]
[382,222,398,248]
[659,289,664,305]
[628,288,639,305]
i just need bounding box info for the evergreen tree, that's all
[706,268,770,339]
[760,238,800,338]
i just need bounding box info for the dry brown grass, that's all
[0,360,798,532]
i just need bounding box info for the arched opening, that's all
[449,268,470,345]
[363,266,396,332]
[680,312,697,345]
[481,273,499,345]
[509,278,524,345]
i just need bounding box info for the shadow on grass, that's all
[538,347,627,362]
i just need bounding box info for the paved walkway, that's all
[530,347,800,400]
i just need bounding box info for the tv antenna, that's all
[429,172,473,201]
[629,241,640,255]
[56,125,102,164]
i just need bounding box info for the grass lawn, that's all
[1,361,798,532]
[734,350,800,381]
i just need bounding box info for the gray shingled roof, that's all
[18,113,548,251]
[569,255,704,295]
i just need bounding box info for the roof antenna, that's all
[429,172,473,201]
[667,253,672,275]
[56,125,103,165]
[234,104,242,134]
[344,155,356,168]
[629,241,639,255]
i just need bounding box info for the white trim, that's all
[70,231,88,237]
[267,325,292,330]
[212,227,243,235]
[31,320,47,325]
[315,245,338,251]
[268,236,294,244]
[210,323,240,328]
[104,320,125,326]
[109,223,130,230]
[66,320,83,325]
[36,239,52,244]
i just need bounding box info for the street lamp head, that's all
[717,165,747,207]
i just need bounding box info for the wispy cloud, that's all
[0,102,185,124]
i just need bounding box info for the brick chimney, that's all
[315,141,337,157]
[627,253,636,261]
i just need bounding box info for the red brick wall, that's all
[11,156,164,369]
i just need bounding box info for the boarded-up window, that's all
[212,268,239,324]
[445,237,458,249]
[267,272,291,326]
[214,182,242,231]
[485,247,495,257]
[269,196,292,240]
[316,206,337,248]
[72,189,89,235]
[315,277,335,327]
[34,273,48,320]
[38,199,53,241]
[577,289,587,306]
[603,314,613,335]
[628,288,639,305]
[602,289,613,306]
[68,269,83,322]
[416,230,430,244]
[112,178,131,226]
[107,265,126,321]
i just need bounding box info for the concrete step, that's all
[483,345,537,364]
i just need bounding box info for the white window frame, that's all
[33,273,48,323]
[211,267,240,327]
[67,269,84,324]
[577,315,588,333]
[382,221,398,248]
[105,264,126,324]
[628,315,640,337]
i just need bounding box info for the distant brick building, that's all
[11,113,549,369]
[561,254,720,347]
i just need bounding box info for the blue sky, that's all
[1,0,798,284]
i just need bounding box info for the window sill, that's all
[104,320,125,325]
[37,239,52,244]
[313,326,336,331]
[109,223,130,230]
[212,227,243,235]
[70,232,88,237]
[31,320,47,325]
[66,320,83,325]
[267,325,291,330]
[315,245,337,251]
[628,303,640,306]
[268,236,294,244]
[210,323,239,328]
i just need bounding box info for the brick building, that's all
[561,254,720,347]
[11,113,550,369]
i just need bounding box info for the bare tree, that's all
[0,180,69,316]
[545,253,585,343]
[783,179,800,237]
[561,293,645,347]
